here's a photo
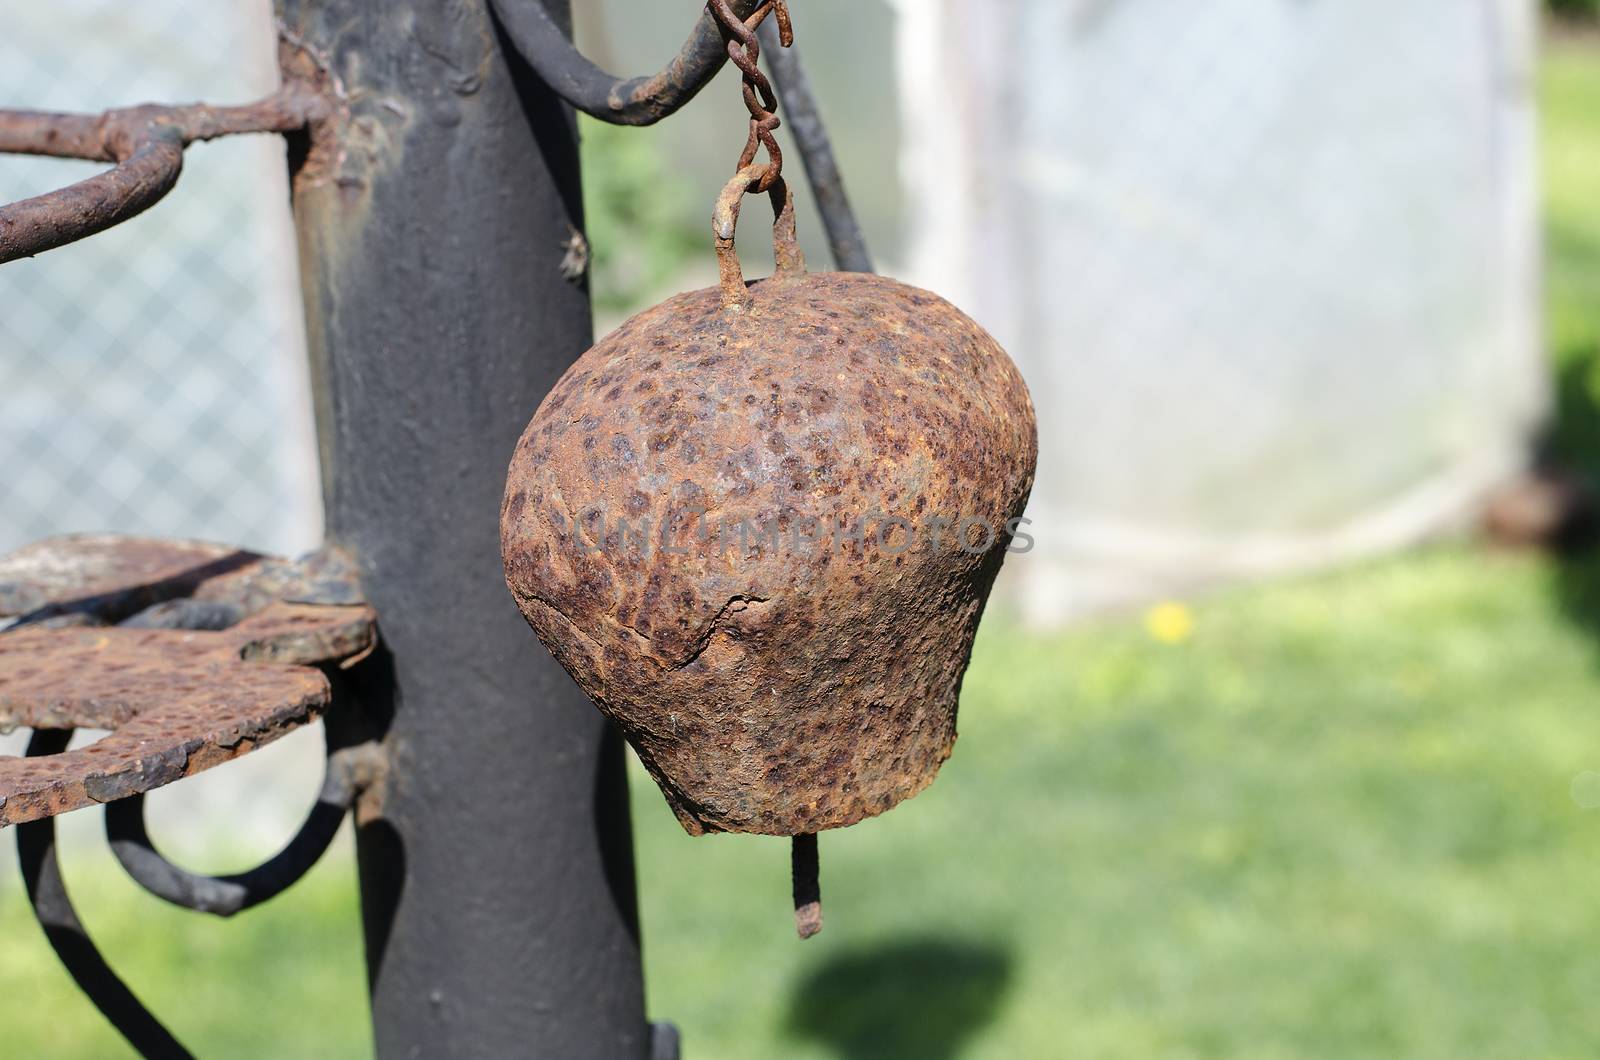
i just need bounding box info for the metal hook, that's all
[713,164,805,309]
[487,0,767,126]
[105,737,384,917]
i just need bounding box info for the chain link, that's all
[707,0,793,193]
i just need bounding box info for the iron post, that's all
[276,1,650,1055]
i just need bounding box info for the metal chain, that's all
[708,0,793,192]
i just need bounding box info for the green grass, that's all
[11,548,1600,1058]
[637,548,1600,1059]
[3,34,1600,1060]
[0,838,371,1057]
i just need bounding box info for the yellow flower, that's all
[1145,601,1195,645]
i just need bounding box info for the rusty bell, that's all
[502,165,1036,892]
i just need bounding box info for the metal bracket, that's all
[0,534,381,1058]
[0,535,376,827]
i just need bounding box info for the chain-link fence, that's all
[892,0,1544,621]
[0,0,320,561]
[587,0,1546,624]
[0,0,324,850]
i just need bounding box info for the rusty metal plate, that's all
[0,535,375,828]
[0,535,253,628]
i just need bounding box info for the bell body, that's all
[502,270,1036,835]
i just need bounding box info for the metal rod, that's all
[104,739,379,917]
[276,0,652,1054]
[488,0,765,126]
[756,18,874,273]
[16,729,194,1060]
[791,833,822,939]
[0,87,328,264]
[0,131,183,265]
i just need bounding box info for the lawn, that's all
[2,37,1599,1060]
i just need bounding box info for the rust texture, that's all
[0,535,247,625]
[0,535,375,828]
[502,191,1038,838]
[753,16,873,274]
[0,35,333,264]
[0,534,362,630]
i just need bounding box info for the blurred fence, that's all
[893,0,1545,621]
[589,0,1546,624]
[0,0,320,560]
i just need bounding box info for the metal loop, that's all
[16,729,195,1059]
[488,0,766,126]
[713,164,805,308]
[104,737,380,917]
[0,129,183,265]
[0,86,328,264]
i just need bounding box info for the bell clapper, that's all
[792,832,823,939]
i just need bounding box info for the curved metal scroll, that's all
[492,0,875,274]
[488,0,765,126]
[105,737,379,917]
[0,87,327,264]
[16,726,376,1058]
[0,126,184,267]
[15,729,195,1060]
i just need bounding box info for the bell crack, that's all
[669,593,770,672]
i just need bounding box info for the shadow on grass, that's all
[1541,51,1600,634]
[783,937,1012,1060]
[1549,352,1600,642]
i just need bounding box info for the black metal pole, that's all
[276,1,649,1056]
